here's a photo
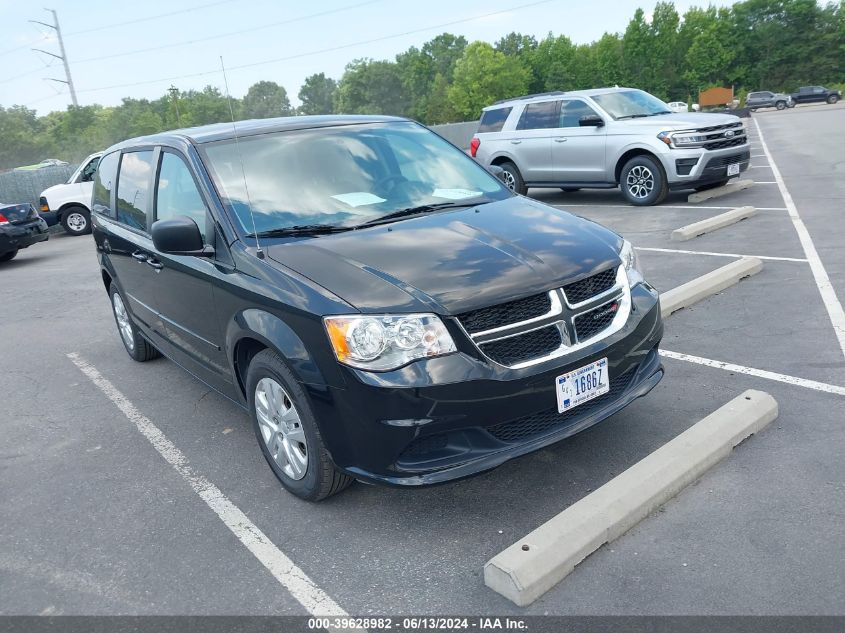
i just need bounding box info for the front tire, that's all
[247,349,353,501]
[0,249,18,262]
[776,101,786,110]
[828,94,839,104]
[61,206,91,236]
[620,155,668,206]
[110,284,161,361]
[499,161,527,195]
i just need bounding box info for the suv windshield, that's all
[591,90,672,119]
[202,121,510,235]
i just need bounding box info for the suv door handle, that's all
[510,140,522,145]
[554,138,568,143]
[146,258,164,270]
[131,251,148,262]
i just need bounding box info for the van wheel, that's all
[247,349,354,501]
[110,284,161,361]
[0,249,18,262]
[499,162,527,195]
[620,156,668,206]
[61,206,91,235]
[776,101,786,110]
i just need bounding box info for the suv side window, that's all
[516,101,560,130]
[116,150,155,231]
[478,107,512,133]
[559,100,600,128]
[92,151,119,218]
[155,152,208,241]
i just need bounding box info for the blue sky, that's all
[0,0,732,114]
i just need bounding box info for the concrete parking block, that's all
[671,206,757,241]
[484,389,778,607]
[687,179,754,203]
[660,257,763,317]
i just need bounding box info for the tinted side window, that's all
[155,152,208,241]
[559,100,600,128]
[516,101,559,130]
[92,151,119,218]
[478,107,512,133]
[116,150,154,231]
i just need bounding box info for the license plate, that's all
[555,357,609,413]
[727,163,740,176]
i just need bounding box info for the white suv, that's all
[39,152,102,235]
[471,88,750,206]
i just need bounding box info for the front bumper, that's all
[39,210,60,227]
[664,144,751,190]
[0,218,49,253]
[307,283,664,486]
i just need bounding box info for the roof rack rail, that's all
[492,91,566,105]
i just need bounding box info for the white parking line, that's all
[750,165,771,168]
[754,118,845,357]
[66,352,348,618]
[661,350,845,396]
[637,246,808,263]
[753,181,777,184]
[550,203,788,211]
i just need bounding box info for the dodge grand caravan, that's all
[92,116,664,500]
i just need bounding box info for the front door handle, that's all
[146,258,164,270]
[132,251,148,262]
[510,140,522,145]
[554,138,568,143]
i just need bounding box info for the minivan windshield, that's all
[591,90,672,120]
[201,121,511,236]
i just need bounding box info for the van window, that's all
[92,151,119,218]
[516,101,560,130]
[155,152,208,241]
[478,107,512,133]
[116,150,155,231]
[79,156,100,183]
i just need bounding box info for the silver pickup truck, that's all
[471,87,750,206]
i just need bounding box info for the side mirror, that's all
[151,216,213,257]
[487,164,508,184]
[579,114,605,127]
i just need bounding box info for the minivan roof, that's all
[482,86,640,111]
[108,115,408,150]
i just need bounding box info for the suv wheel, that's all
[110,284,161,361]
[247,349,354,501]
[828,94,839,104]
[0,249,18,263]
[620,156,668,206]
[499,161,527,195]
[61,206,91,236]
[776,100,786,110]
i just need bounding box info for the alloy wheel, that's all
[502,170,516,191]
[254,377,308,480]
[112,293,135,351]
[626,165,655,200]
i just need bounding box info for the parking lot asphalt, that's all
[2,103,844,617]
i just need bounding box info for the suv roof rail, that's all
[492,91,566,105]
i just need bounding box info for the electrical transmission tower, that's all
[29,8,78,106]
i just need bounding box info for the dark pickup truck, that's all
[790,86,841,105]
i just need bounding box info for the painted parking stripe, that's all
[637,246,808,263]
[550,203,788,211]
[66,353,349,618]
[661,350,845,396]
[754,118,845,357]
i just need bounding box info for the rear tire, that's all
[695,180,729,192]
[246,349,354,501]
[110,284,161,362]
[499,161,527,195]
[775,101,786,110]
[0,249,19,262]
[619,155,668,206]
[828,94,839,104]
[61,206,91,236]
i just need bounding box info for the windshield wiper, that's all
[616,113,653,120]
[246,224,353,238]
[357,201,483,228]
[648,110,673,115]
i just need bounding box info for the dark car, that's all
[790,86,841,105]
[746,91,793,111]
[92,116,664,501]
[0,202,49,262]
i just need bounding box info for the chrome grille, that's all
[691,122,748,151]
[457,292,551,335]
[574,300,619,342]
[479,326,561,366]
[562,268,617,305]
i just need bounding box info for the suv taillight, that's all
[470,137,480,158]
[0,213,9,226]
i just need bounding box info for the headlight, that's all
[324,314,457,371]
[619,240,644,287]
[657,130,707,148]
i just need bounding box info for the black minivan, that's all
[92,116,664,500]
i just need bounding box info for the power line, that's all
[73,0,384,65]
[64,0,237,36]
[28,9,77,106]
[74,0,557,95]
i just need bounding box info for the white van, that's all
[39,152,102,235]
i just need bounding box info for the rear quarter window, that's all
[92,151,119,218]
[478,107,512,133]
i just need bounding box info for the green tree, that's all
[448,42,530,120]
[334,59,407,116]
[297,73,337,115]
[242,81,292,119]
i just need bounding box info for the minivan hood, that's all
[265,198,623,315]
[617,112,741,131]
